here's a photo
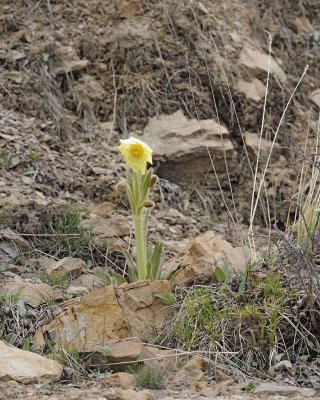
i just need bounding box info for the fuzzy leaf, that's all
[215,265,227,282]
[142,169,152,200]
[17,299,27,317]
[150,241,164,280]
[146,260,152,280]
[108,268,127,285]
[122,250,138,282]
[163,260,182,281]
[155,291,175,305]
[95,267,111,285]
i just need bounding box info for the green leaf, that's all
[146,260,152,280]
[155,291,175,305]
[246,381,255,392]
[238,273,247,294]
[215,266,227,282]
[11,288,23,305]
[122,250,137,282]
[314,30,320,42]
[143,209,150,247]
[22,338,31,351]
[142,169,152,199]
[163,260,182,281]
[41,52,50,62]
[108,268,127,285]
[268,366,275,378]
[5,333,17,344]
[133,353,142,362]
[101,344,110,357]
[95,267,111,285]
[126,172,135,210]
[150,241,164,280]
[17,299,26,317]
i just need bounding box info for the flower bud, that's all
[149,175,158,188]
[143,200,155,208]
[115,179,128,192]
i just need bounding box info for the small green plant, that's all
[40,271,71,290]
[41,52,50,62]
[214,263,229,282]
[0,150,11,170]
[0,203,13,225]
[28,147,38,163]
[155,291,175,305]
[0,288,23,306]
[0,289,39,349]
[50,208,92,259]
[49,340,85,375]
[246,381,255,392]
[169,268,288,372]
[130,364,166,389]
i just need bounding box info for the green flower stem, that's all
[131,171,148,280]
[133,212,147,279]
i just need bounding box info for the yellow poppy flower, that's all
[118,137,153,175]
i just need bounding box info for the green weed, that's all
[0,150,11,170]
[169,268,290,373]
[0,203,13,225]
[130,364,166,389]
[49,340,86,376]
[40,271,71,290]
[49,208,92,259]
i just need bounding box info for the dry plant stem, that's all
[249,31,273,260]
[249,65,309,254]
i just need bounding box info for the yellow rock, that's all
[40,280,170,353]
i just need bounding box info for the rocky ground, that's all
[1,0,320,399]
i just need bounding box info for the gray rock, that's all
[141,110,236,185]
[239,46,287,83]
[0,340,63,383]
[254,383,316,397]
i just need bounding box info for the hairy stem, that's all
[133,212,147,279]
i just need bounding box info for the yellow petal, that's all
[118,137,153,175]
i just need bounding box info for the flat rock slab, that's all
[0,340,63,383]
[3,276,64,307]
[236,79,265,103]
[80,214,130,238]
[173,356,205,387]
[44,256,85,279]
[239,46,287,83]
[39,280,170,353]
[141,110,236,184]
[254,383,316,398]
[164,230,247,286]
